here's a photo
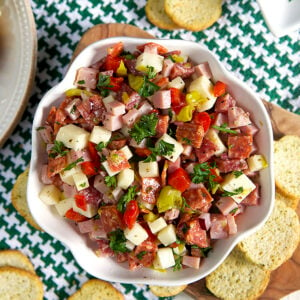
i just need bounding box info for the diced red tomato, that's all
[210,167,223,183]
[105,55,122,73]
[123,200,139,229]
[106,76,124,92]
[107,41,124,57]
[74,194,87,211]
[135,148,152,157]
[170,87,186,114]
[65,209,88,222]
[87,142,101,169]
[155,77,169,88]
[213,81,227,97]
[192,112,211,132]
[81,161,98,176]
[136,42,168,54]
[107,150,130,172]
[168,167,191,192]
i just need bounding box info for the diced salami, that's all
[195,138,217,163]
[228,135,253,159]
[156,115,169,138]
[99,205,124,233]
[185,219,209,248]
[176,123,204,148]
[228,106,251,128]
[215,93,236,113]
[170,63,195,80]
[47,156,67,177]
[215,157,248,173]
[95,239,114,257]
[134,239,158,267]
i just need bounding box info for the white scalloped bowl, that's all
[28,37,274,286]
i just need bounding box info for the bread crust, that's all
[149,284,187,297]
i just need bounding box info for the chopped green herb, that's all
[63,157,84,171]
[100,89,109,97]
[97,74,113,88]
[230,207,238,215]
[117,186,137,212]
[233,170,243,178]
[167,55,176,62]
[182,137,192,145]
[136,251,147,260]
[70,105,77,114]
[49,141,68,158]
[108,229,129,253]
[221,187,244,197]
[104,175,117,188]
[95,141,107,152]
[129,113,158,144]
[120,50,135,60]
[173,256,182,271]
[146,66,156,79]
[212,123,238,134]
[182,223,189,234]
[138,77,160,98]
[143,140,174,162]
[191,163,218,191]
[79,182,86,188]
[190,245,213,257]
[77,80,85,84]
[36,126,45,131]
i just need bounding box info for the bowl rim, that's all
[28,36,274,285]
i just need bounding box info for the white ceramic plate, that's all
[28,37,274,285]
[257,0,300,37]
[0,0,37,147]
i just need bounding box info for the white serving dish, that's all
[28,37,274,286]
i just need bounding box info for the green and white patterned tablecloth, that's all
[0,0,299,299]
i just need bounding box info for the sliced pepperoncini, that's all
[65,88,93,97]
[156,186,182,213]
[116,60,127,76]
[128,74,144,92]
[186,91,206,106]
[176,105,195,122]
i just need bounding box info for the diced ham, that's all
[77,218,103,234]
[64,98,81,121]
[182,185,213,213]
[240,124,259,136]
[185,162,196,174]
[216,158,248,173]
[210,214,228,239]
[62,183,77,198]
[40,164,53,184]
[241,184,260,206]
[215,93,236,113]
[90,57,105,70]
[176,123,205,148]
[99,205,124,233]
[170,63,195,80]
[162,58,175,77]
[103,114,123,131]
[195,138,217,163]
[137,101,153,116]
[105,100,126,116]
[129,138,147,148]
[122,109,140,127]
[212,112,228,127]
[185,219,209,248]
[164,208,180,221]
[194,62,212,79]
[68,149,91,163]
[215,197,238,215]
[152,90,171,109]
[38,125,53,144]
[182,144,193,156]
[125,91,141,110]
[182,255,200,269]
[228,106,251,128]
[75,67,98,89]
[199,213,211,231]
[141,177,161,204]
[156,115,169,138]
[227,215,237,235]
[228,135,253,159]
[94,174,110,194]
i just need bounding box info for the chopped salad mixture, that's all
[38,41,268,271]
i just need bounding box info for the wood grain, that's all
[73,23,300,299]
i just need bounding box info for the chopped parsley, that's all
[95,141,107,152]
[104,175,117,188]
[136,251,147,260]
[129,113,158,144]
[120,50,135,60]
[230,207,238,215]
[212,123,238,134]
[138,77,160,98]
[233,170,243,178]
[108,229,129,253]
[36,126,45,131]
[191,245,213,257]
[63,157,84,171]
[77,80,85,84]
[173,256,182,271]
[191,163,218,191]
[97,74,113,88]
[221,187,244,197]
[49,141,68,158]
[182,137,192,145]
[146,66,156,79]
[117,186,137,213]
[143,140,174,162]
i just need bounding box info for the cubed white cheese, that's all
[188,76,217,112]
[117,168,134,190]
[120,145,133,160]
[138,161,159,178]
[73,172,89,191]
[205,128,227,156]
[157,224,177,246]
[124,222,148,246]
[135,52,164,73]
[173,244,187,256]
[55,198,74,216]
[102,161,120,176]
[168,76,185,90]
[247,154,268,172]
[148,217,167,234]
[154,248,175,269]
[59,166,81,185]
[139,199,154,211]
[111,187,124,201]
[89,126,112,144]
[221,172,256,203]
[39,184,61,205]
[56,124,90,150]
[125,240,135,251]
[73,202,98,218]
[157,133,184,163]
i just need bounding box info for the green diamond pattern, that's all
[0,0,299,299]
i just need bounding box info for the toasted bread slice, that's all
[206,248,270,300]
[146,0,180,30]
[68,279,124,300]
[164,0,222,31]
[274,135,300,200]
[0,250,35,274]
[237,200,300,270]
[149,284,187,297]
[276,189,299,210]
[11,167,43,231]
[0,266,43,300]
